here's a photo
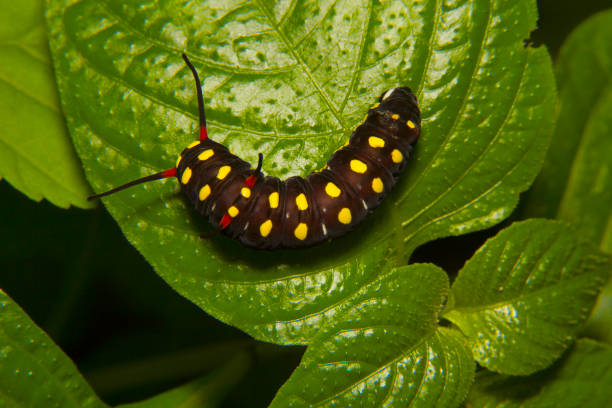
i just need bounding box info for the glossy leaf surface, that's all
[445,219,610,375]
[270,265,474,408]
[46,0,555,344]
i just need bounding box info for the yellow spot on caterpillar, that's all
[176,155,182,168]
[391,114,399,120]
[368,136,385,148]
[407,120,416,129]
[228,206,239,218]
[181,167,192,184]
[217,165,231,180]
[269,192,279,209]
[294,223,308,240]
[350,159,367,174]
[260,219,273,237]
[241,187,251,198]
[371,102,380,109]
[325,182,341,198]
[391,149,403,163]
[295,193,308,210]
[187,141,200,149]
[338,208,352,224]
[198,149,214,161]
[199,185,211,201]
[372,178,383,193]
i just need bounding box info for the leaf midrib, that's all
[308,332,441,407]
[447,271,595,317]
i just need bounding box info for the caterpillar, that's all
[88,54,421,249]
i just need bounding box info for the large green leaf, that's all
[467,339,612,408]
[556,7,612,348]
[269,265,474,408]
[445,219,610,375]
[522,9,612,253]
[0,289,106,407]
[46,0,555,344]
[0,0,92,209]
[521,8,612,345]
[554,11,612,253]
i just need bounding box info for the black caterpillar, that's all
[89,54,421,249]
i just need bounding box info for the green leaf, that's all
[467,339,612,408]
[445,219,610,375]
[46,0,555,344]
[583,278,612,343]
[522,9,612,254]
[269,265,474,408]
[0,0,93,209]
[550,8,612,347]
[0,289,106,407]
[555,11,612,253]
[521,6,612,349]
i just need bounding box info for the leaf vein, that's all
[253,0,347,129]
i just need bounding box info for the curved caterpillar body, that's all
[89,54,421,250]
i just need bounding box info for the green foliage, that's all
[0,290,106,407]
[0,0,93,209]
[0,288,251,408]
[521,8,612,345]
[270,265,473,407]
[523,9,612,253]
[1,0,611,408]
[445,219,609,375]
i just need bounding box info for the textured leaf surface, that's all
[445,219,610,375]
[0,0,92,208]
[523,9,612,253]
[467,339,612,408]
[46,0,555,344]
[269,265,474,408]
[0,290,105,407]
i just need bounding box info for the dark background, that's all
[1,1,611,406]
